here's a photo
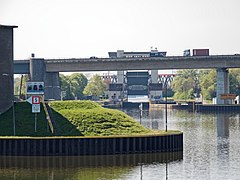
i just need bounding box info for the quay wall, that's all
[0,133,183,156]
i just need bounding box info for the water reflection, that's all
[123,108,240,179]
[216,113,230,139]
[0,152,182,179]
[0,153,183,169]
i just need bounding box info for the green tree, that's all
[60,73,88,100]
[171,69,199,100]
[69,73,88,99]
[199,69,216,100]
[14,74,30,99]
[83,74,106,96]
[229,69,240,95]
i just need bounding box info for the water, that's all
[1,108,240,179]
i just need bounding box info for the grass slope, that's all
[49,100,151,136]
[0,102,52,136]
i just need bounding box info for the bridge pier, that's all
[216,68,230,104]
[44,72,61,100]
[30,58,60,100]
[151,70,158,83]
[0,25,17,114]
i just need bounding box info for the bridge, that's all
[14,55,240,74]
[1,25,239,114]
[13,55,240,104]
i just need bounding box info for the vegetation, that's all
[49,100,151,136]
[83,74,106,96]
[171,69,199,100]
[14,74,30,99]
[199,69,216,100]
[0,102,52,136]
[171,68,240,101]
[0,101,181,137]
[60,73,88,100]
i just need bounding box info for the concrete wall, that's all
[0,25,17,114]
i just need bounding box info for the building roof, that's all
[0,25,18,29]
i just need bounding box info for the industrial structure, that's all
[107,50,165,103]
[1,24,240,113]
[12,53,240,107]
[0,25,17,114]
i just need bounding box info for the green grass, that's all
[49,100,151,136]
[0,100,182,137]
[0,102,52,136]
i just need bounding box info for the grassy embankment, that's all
[0,100,181,136]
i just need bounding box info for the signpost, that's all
[27,95,41,132]
[26,81,44,133]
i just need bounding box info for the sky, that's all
[1,0,240,60]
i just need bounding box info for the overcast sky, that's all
[1,0,240,60]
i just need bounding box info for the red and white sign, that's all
[32,96,41,104]
[27,96,41,105]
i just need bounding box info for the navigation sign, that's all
[26,82,44,95]
[27,96,33,104]
[32,104,40,113]
[27,96,41,104]
[27,96,41,113]
[32,96,40,104]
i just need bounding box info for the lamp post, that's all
[164,80,168,132]
[2,73,15,136]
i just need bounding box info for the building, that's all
[107,50,166,103]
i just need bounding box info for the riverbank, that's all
[0,100,183,156]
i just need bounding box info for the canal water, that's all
[1,108,240,179]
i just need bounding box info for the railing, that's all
[42,102,54,134]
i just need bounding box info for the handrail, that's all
[42,102,54,134]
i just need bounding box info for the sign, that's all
[26,82,44,95]
[27,96,41,104]
[32,104,40,113]
[32,96,40,104]
[220,94,237,100]
[27,96,41,113]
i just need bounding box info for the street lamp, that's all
[164,80,168,132]
[2,73,15,136]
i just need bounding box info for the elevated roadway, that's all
[14,55,240,74]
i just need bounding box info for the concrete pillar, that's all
[117,71,124,83]
[44,72,61,100]
[151,70,158,83]
[116,50,125,84]
[30,58,45,82]
[0,25,17,114]
[29,58,60,100]
[216,68,229,104]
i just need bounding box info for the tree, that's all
[199,69,216,100]
[229,69,240,95]
[14,74,30,99]
[60,73,88,100]
[171,69,199,100]
[83,74,106,96]
[69,73,88,99]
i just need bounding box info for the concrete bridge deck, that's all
[14,55,240,74]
